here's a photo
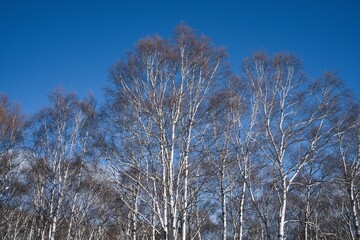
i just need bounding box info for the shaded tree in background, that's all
[0,94,26,239]
[24,89,102,240]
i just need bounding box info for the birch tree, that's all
[332,96,360,240]
[243,53,341,239]
[26,89,98,240]
[206,89,234,240]
[227,76,261,240]
[0,94,26,239]
[105,24,229,240]
[205,81,259,240]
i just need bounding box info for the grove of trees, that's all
[0,25,359,240]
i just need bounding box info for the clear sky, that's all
[1,0,359,114]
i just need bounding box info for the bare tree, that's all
[0,94,26,239]
[242,53,341,239]
[105,24,229,240]
[331,94,360,240]
[25,89,99,240]
[1,26,359,240]
[227,76,261,240]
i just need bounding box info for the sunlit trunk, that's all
[350,181,360,240]
[278,180,287,240]
[238,181,247,240]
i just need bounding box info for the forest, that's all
[1,25,359,240]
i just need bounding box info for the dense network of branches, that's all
[1,25,359,240]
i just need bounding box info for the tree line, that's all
[1,25,359,240]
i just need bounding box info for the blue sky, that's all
[1,0,359,114]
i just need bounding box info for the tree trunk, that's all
[350,181,360,240]
[182,157,189,240]
[304,184,311,240]
[132,191,138,240]
[221,179,227,240]
[238,181,247,240]
[278,180,287,240]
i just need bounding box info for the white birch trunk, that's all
[182,164,189,240]
[304,185,311,240]
[132,189,138,240]
[353,135,360,239]
[278,179,287,240]
[222,183,227,240]
[238,180,247,240]
[350,181,360,240]
[161,144,169,240]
